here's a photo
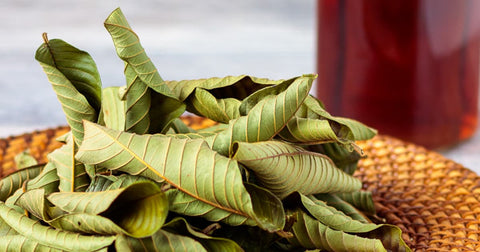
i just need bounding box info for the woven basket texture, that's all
[0,120,479,251]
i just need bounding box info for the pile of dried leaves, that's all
[0,8,410,252]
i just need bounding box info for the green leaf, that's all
[165,189,256,227]
[5,162,60,214]
[102,86,126,131]
[197,122,229,134]
[315,194,370,223]
[233,141,362,199]
[35,35,102,113]
[187,88,241,123]
[86,175,117,192]
[115,230,207,252]
[211,225,280,252]
[162,217,244,252]
[55,131,71,144]
[0,202,115,251]
[237,76,297,115]
[49,213,132,237]
[15,188,54,221]
[301,96,376,141]
[35,37,101,145]
[278,117,354,146]
[25,162,60,194]
[336,191,376,216]
[166,75,282,103]
[333,117,377,141]
[47,181,168,238]
[278,95,377,150]
[165,183,285,232]
[48,135,90,192]
[0,235,64,252]
[0,214,18,236]
[148,90,186,134]
[0,164,43,201]
[106,174,154,190]
[205,75,315,156]
[14,150,38,169]
[288,210,388,252]
[169,118,197,134]
[297,194,409,251]
[122,65,153,134]
[104,8,185,134]
[86,174,154,192]
[298,194,378,233]
[307,142,362,175]
[76,122,284,232]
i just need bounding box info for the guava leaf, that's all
[14,150,38,169]
[15,188,55,222]
[35,37,101,145]
[233,141,362,199]
[115,230,206,252]
[102,86,126,131]
[187,88,241,123]
[298,194,409,251]
[336,191,376,216]
[166,75,282,102]
[47,181,168,238]
[104,8,185,134]
[298,194,378,233]
[76,122,285,232]
[288,210,388,252]
[162,217,244,252]
[169,118,197,134]
[0,235,64,252]
[301,96,376,141]
[204,75,315,156]
[0,202,115,251]
[0,214,18,236]
[315,194,370,223]
[307,142,362,175]
[0,164,43,201]
[48,135,89,192]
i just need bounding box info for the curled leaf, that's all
[205,75,315,156]
[0,235,63,252]
[47,181,168,238]
[0,164,43,201]
[307,142,362,175]
[163,217,244,252]
[76,122,284,232]
[14,150,38,169]
[35,36,101,145]
[48,135,90,192]
[233,141,362,199]
[104,8,184,134]
[336,191,376,216]
[166,75,282,103]
[187,88,241,123]
[288,210,388,252]
[115,230,207,252]
[0,202,115,251]
[102,87,126,131]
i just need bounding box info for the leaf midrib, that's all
[98,125,249,218]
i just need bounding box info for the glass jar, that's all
[316,0,480,149]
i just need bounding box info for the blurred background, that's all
[0,0,314,135]
[0,0,478,171]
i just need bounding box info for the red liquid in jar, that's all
[316,0,480,149]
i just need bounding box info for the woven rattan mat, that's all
[0,121,479,251]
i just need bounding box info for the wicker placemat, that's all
[0,122,479,251]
